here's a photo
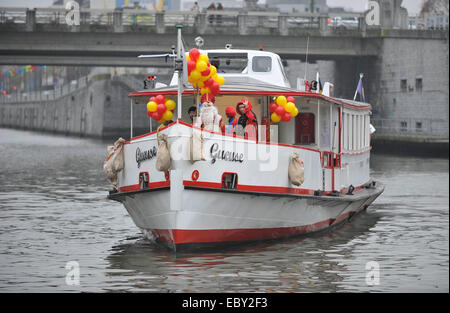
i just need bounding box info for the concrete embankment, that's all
[0,75,151,139]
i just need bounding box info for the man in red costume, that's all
[236,98,258,140]
[224,106,238,135]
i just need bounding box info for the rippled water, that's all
[0,128,448,292]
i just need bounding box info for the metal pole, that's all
[130,98,133,139]
[176,25,183,122]
[304,36,309,81]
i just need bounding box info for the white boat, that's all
[106,29,384,251]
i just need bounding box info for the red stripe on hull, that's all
[119,181,170,193]
[146,211,355,245]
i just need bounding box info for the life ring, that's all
[192,170,199,181]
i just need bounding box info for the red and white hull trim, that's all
[117,184,383,250]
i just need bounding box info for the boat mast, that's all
[175,25,184,122]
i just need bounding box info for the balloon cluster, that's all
[146,95,176,123]
[187,48,225,100]
[269,96,299,123]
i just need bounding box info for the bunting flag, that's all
[353,73,365,102]
[1,65,47,79]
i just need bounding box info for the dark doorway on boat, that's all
[222,172,238,190]
[295,113,315,144]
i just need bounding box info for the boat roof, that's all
[130,48,371,111]
[129,83,372,111]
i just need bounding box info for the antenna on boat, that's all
[175,25,185,123]
[303,36,310,81]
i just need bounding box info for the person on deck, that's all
[188,106,197,124]
[236,98,258,140]
[196,100,223,133]
[224,106,238,135]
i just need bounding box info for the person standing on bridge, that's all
[207,2,216,24]
[216,3,223,24]
[191,2,200,26]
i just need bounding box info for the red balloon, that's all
[201,94,215,103]
[155,95,165,104]
[211,81,220,94]
[286,96,295,104]
[147,110,153,118]
[204,77,214,87]
[149,96,156,102]
[275,106,286,117]
[269,102,277,113]
[152,111,162,121]
[187,60,196,73]
[282,112,292,122]
[201,67,210,76]
[157,103,166,114]
[189,48,200,61]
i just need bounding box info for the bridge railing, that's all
[0,7,366,33]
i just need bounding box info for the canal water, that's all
[0,128,448,292]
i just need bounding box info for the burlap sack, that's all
[156,133,171,172]
[189,128,205,163]
[103,137,126,186]
[288,153,304,186]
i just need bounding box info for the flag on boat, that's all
[315,71,323,94]
[353,73,365,102]
[178,35,189,88]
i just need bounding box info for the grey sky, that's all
[0,0,425,15]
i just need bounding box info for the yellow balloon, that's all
[158,118,165,123]
[197,81,205,88]
[186,53,191,61]
[165,99,176,110]
[199,54,209,63]
[210,65,217,76]
[163,110,173,121]
[200,87,211,95]
[285,102,295,113]
[271,112,281,123]
[276,96,287,107]
[147,101,157,112]
[217,75,225,86]
[291,107,299,117]
[196,60,208,72]
[190,70,201,82]
[200,74,210,82]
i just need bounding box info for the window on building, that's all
[400,79,407,92]
[400,121,407,132]
[415,78,423,92]
[416,121,422,132]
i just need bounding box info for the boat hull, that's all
[114,183,384,251]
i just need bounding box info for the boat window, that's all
[276,57,290,87]
[139,172,149,189]
[222,173,238,189]
[319,105,330,148]
[208,53,248,74]
[252,56,272,72]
